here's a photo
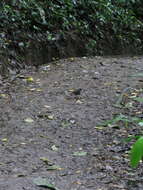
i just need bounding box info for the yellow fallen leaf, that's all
[74,181,82,185]
[2,138,8,142]
[68,89,74,92]
[75,170,81,174]
[36,88,42,92]
[0,94,7,98]
[69,57,75,61]
[94,126,104,130]
[26,77,34,82]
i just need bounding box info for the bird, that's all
[71,88,82,96]
[64,88,82,100]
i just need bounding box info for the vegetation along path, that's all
[0,56,143,190]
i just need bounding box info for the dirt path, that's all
[0,56,143,190]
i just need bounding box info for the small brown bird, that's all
[65,88,82,100]
[71,88,82,95]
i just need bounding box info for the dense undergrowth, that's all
[0,0,143,63]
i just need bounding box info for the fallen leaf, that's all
[94,126,104,130]
[29,88,36,91]
[76,100,83,104]
[69,57,75,61]
[73,151,87,156]
[47,165,62,171]
[75,170,81,174]
[104,82,113,86]
[36,88,42,92]
[61,120,70,128]
[47,115,54,120]
[16,173,26,177]
[17,75,25,79]
[24,118,34,123]
[73,181,82,185]
[33,177,57,189]
[0,94,8,98]
[1,138,8,142]
[69,119,76,124]
[26,77,34,82]
[44,105,51,109]
[40,157,51,165]
[68,89,75,92]
[51,145,58,151]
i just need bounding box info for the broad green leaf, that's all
[130,137,143,168]
[100,115,141,127]
[33,177,57,189]
[123,135,141,143]
[99,114,129,126]
[133,97,143,103]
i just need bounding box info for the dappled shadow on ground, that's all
[0,56,143,190]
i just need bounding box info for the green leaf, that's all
[123,135,141,142]
[33,177,57,189]
[130,137,143,168]
[99,114,129,126]
[133,97,143,103]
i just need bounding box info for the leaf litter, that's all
[0,57,143,189]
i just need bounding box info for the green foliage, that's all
[0,0,143,54]
[99,112,143,168]
[100,114,143,127]
[130,137,143,168]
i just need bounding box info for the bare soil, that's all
[0,56,143,190]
